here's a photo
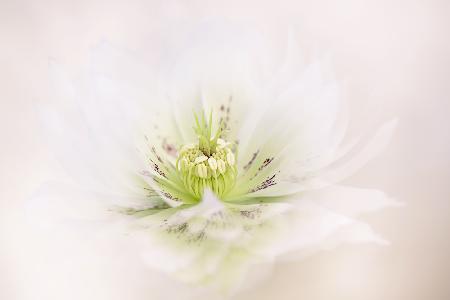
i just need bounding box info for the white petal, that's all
[254,201,389,261]
[162,21,269,142]
[42,62,152,196]
[321,119,398,183]
[305,185,403,217]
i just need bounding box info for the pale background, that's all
[1,0,449,299]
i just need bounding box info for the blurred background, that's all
[1,0,449,299]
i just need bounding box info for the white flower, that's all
[36,22,400,294]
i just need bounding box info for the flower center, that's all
[176,112,237,199]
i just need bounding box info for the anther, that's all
[217,159,226,174]
[197,163,207,178]
[194,155,208,164]
[208,157,218,171]
[226,152,235,166]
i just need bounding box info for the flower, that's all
[36,22,399,295]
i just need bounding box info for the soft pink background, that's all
[1,0,449,299]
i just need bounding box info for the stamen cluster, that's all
[175,112,237,199]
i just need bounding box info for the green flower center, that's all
[175,112,237,199]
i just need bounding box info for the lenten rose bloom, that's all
[34,22,399,294]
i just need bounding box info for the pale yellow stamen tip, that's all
[217,138,231,149]
[197,163,208,178]
[179,158,189,171]
[226,152,235,166]
[194,155,208,164]
[217,159,226,174]
[208,157,218,171]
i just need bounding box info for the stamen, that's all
[217,159,226,174]
[208,157,218,170]
[194,155,208,164]
[226,151,235,166]
[197,163,208,178]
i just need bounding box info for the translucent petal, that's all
[127,189,389,292]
